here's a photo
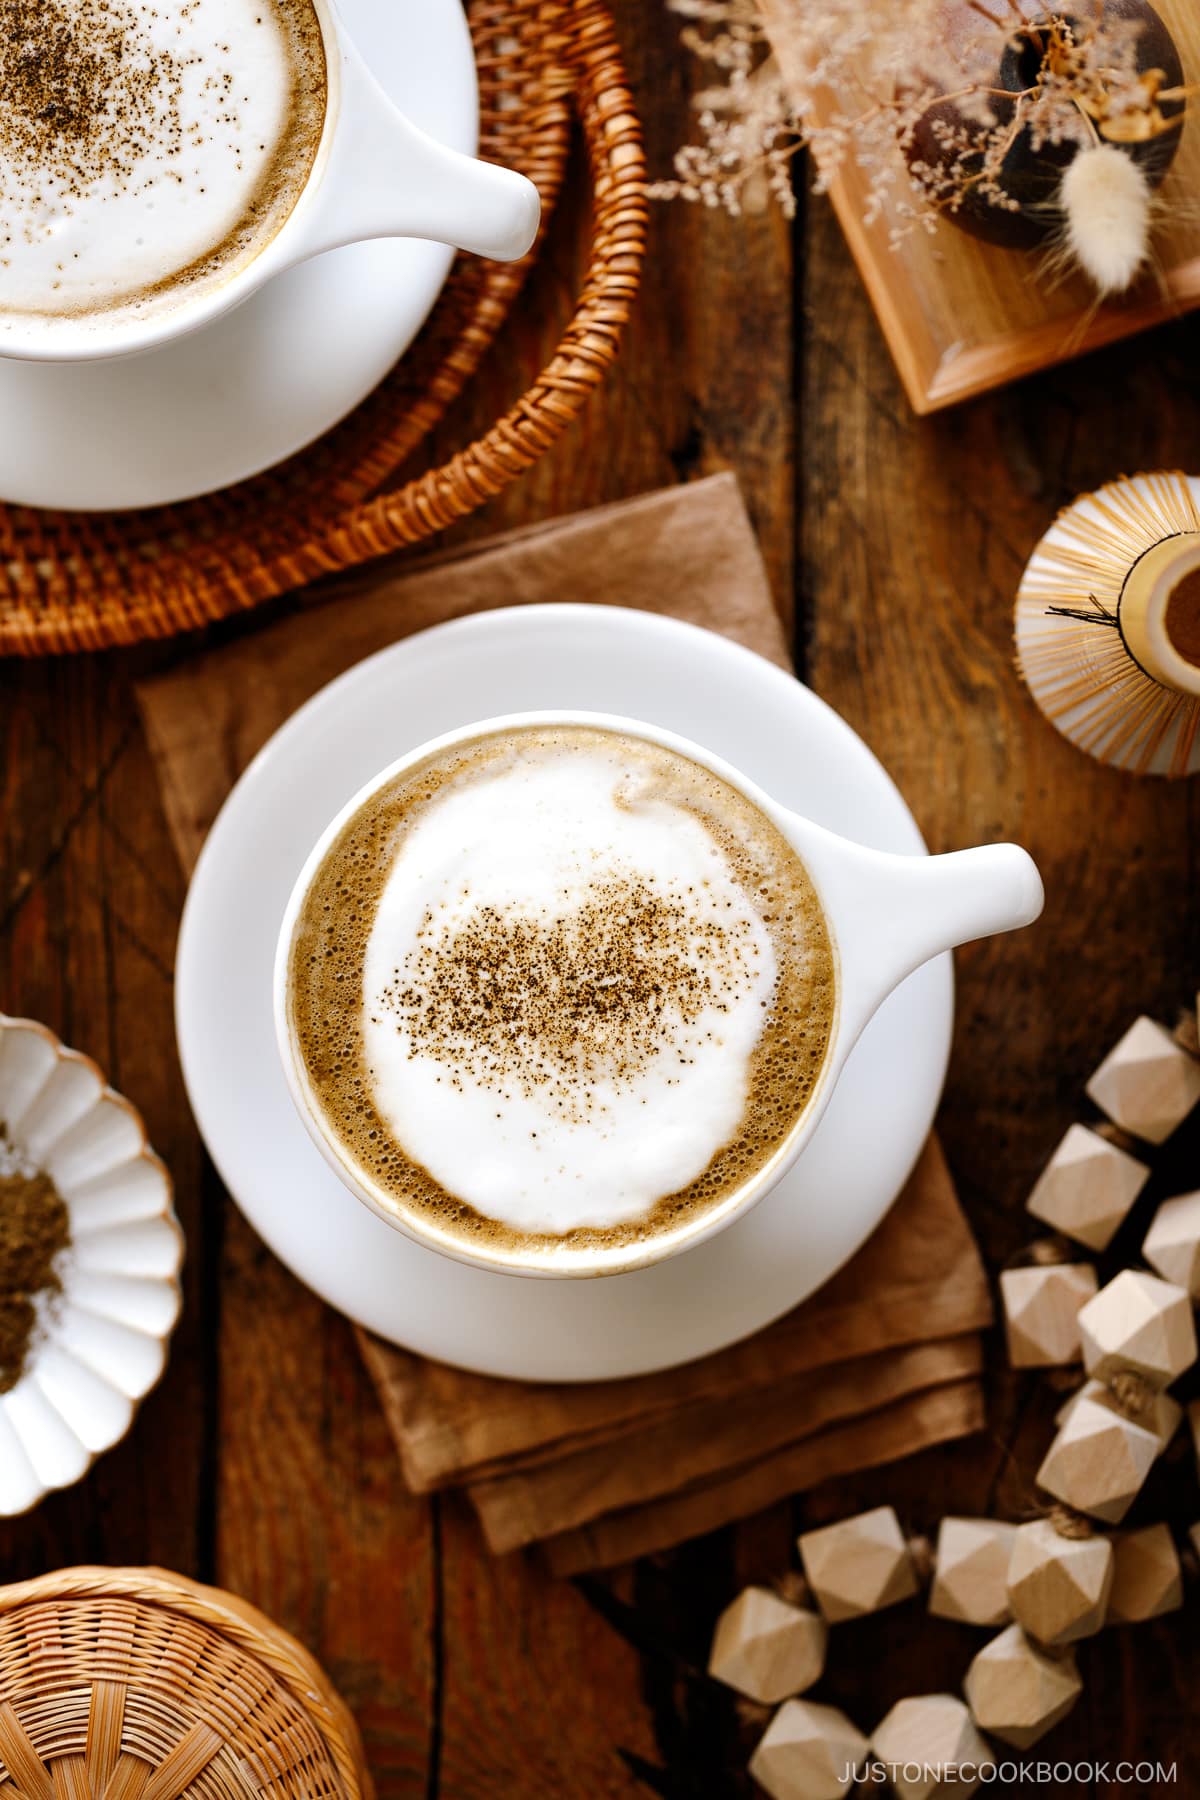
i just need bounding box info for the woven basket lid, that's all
[0,1569,373,1800]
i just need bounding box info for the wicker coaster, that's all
[0,0,646,656]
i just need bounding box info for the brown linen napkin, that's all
[541,1382,986,1575]
[356,1136,985,1495]
[137,472,992,1569]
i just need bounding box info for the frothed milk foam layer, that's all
[288,727,836,1256]
[0,0,326,323]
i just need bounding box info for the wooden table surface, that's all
[2,5,1199,1795]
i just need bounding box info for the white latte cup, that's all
[3,0,540,364]
[273,711,1044,1279]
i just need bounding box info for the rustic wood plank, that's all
[0,654,205,1577]
[212,1212,436,1793]
[797,180,1199,1794]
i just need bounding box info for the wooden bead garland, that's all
[963,1625,1083,1748]
[928,1519,1016,1627]
[748,1699,868,1800]
[797,1506,918,1623]
[1143,1190,1200,1296]
[999,1257,1098,1368]
[1006,1513,1113,1643]
[870,1696,993,1799]
[1107,1524,1184,1624]
[1085,1014,1200,1143]
[708,1585,827,1704]
[1055,1377,1181,1455]
[1076,1268,1197,1389]
[1025,1122,1150,1251]
[708,1002,1200,1790]
[1035,1389,1160,1524]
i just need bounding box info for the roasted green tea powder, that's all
[0,1152,70,1393]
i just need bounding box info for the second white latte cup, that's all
[8,0,541,363]
[273,712,1044,1279]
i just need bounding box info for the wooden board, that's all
[771,0,1200,413]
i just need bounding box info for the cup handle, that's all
[778,816,1044,1053]
[291,33,541,265]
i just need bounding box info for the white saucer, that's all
[175,606,954,1381]
[0,0,474,513]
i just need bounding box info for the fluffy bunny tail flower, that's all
[1060,144,1152,295]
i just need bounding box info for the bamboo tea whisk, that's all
[1014,471,1200,777]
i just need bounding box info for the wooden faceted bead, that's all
[749,1699,869,1800]
[1077,1268,1198,1389]
[1085,1015,1200,1144]
[871,1696,993,1800]
[1036,1393,1159,1524]
[1189,1399,1200,1478]
[1000,1262,1098,1368]
[797,1507,918,1623]
[963,1624,1082,1749]
[928,1518,1017,1627]
[1055,1378,1181,1456]
[1026,1123,1150,1251]
[1006,1517,1113,1645]
[1143,1190,1200,1296]
[708,1586,827,1704]
[1107,1525,1183,1624]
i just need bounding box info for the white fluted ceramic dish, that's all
[0,1016,183,1516]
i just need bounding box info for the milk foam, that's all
[360,745,779,1235]
[0,0,322,319]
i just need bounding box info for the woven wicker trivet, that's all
[0,0,646,655]
[0,1566,373,1800]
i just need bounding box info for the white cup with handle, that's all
[2,0,541,365]
[273,710,1044,1278]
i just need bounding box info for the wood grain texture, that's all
[0,1,1197,1796]
[797,181,1199,1797]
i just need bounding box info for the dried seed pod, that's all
[902,0,1184,257]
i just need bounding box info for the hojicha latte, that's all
[285,725,836,1257]
[0,0,326,324]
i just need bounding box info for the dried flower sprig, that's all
[650,0,1189,291]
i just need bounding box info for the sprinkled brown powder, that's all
[377,876,762,1118]
[0,0,184,196]
[0,1139,71,1393]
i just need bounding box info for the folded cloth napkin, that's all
[137,472,991,1571]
